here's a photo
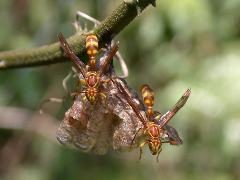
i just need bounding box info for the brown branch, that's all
[0,0,156,70]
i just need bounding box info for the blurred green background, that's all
[0,0,240,179]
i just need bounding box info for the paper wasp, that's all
[115,82,190,161]
[58,33,119,104]
[73,10,128,78]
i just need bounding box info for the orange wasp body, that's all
[116,82,190,161]
[58,33,118,104]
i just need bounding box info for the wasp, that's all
[58,33,119,104]
[73,10,129,79]
[115,82,190,161]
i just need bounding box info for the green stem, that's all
[0,0,156,70]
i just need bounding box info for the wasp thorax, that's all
[149,126,159,137]
[147,122,160,138]
[88,89,95,96]
[87,74,98,87]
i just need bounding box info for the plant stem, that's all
[0,0,156,70]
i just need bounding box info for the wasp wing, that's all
[58,33,86,77]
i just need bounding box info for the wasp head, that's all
[86,87,97,104]
[148,139,161,155]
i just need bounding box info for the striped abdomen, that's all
[86,34,99,68]
[141,84,154,117]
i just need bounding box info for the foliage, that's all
[0,0,240,179]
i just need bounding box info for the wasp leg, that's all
[130,128,142,150]
[79,79,86,86]
[38,97,64,114]
[138,141,147,161]
[114,51,128,78]
[40,71,77,114]
[101,44,128,79]
[73,10,100,33]
[72,12,82,33]
[72,19,83,33]
[100,92,106,99]
[71,66,78,75]
[82,95,87,102]
[70,92,79,98]
[101,78,110,85]
[71,90,86,100]
[76,10,100,27]
[156,148,162,162]
[62,71,74,95]
[63,67,82,98]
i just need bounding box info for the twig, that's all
[0,0,156,70]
